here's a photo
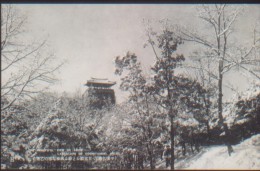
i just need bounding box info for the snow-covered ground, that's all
[186,134,260,169]
[157,134,260,170]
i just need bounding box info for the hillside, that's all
[157,134,260,170]
[184,134,260,169]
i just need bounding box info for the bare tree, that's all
[1,5,63,118]
[177,5,260,155]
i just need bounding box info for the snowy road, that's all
[156,134,260,170]
[185,134,260,169]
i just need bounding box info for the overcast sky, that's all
[14,4,260,103]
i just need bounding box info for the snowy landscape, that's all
[157,134,260,169]
[1,4,260,170]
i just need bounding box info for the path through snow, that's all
[156,134,260,170]
[185,134,260,169]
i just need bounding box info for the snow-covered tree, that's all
[191,56,218,143]
[1,102,31,168]
[230,83,260,142]
[115,52,167,169]
[176,5,260,156]
[114,27,211,169]
[1,5,63,114]
[147,28,185,169]
[144,25,210,169]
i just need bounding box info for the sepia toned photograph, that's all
[1,4,260,170]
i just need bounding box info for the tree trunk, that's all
[218,60,234,156]
[147,143,155,170]
[190,141,194,154]
[191,130,194,154]
[206,121,211,145]
[170,116,175,170]
[203,92,211,145]
[195,138,200,152]
[149,154,154,170]
[182,141,186,156]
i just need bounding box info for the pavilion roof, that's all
[85,78,116,87]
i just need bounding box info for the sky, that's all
[11,4,260,103]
